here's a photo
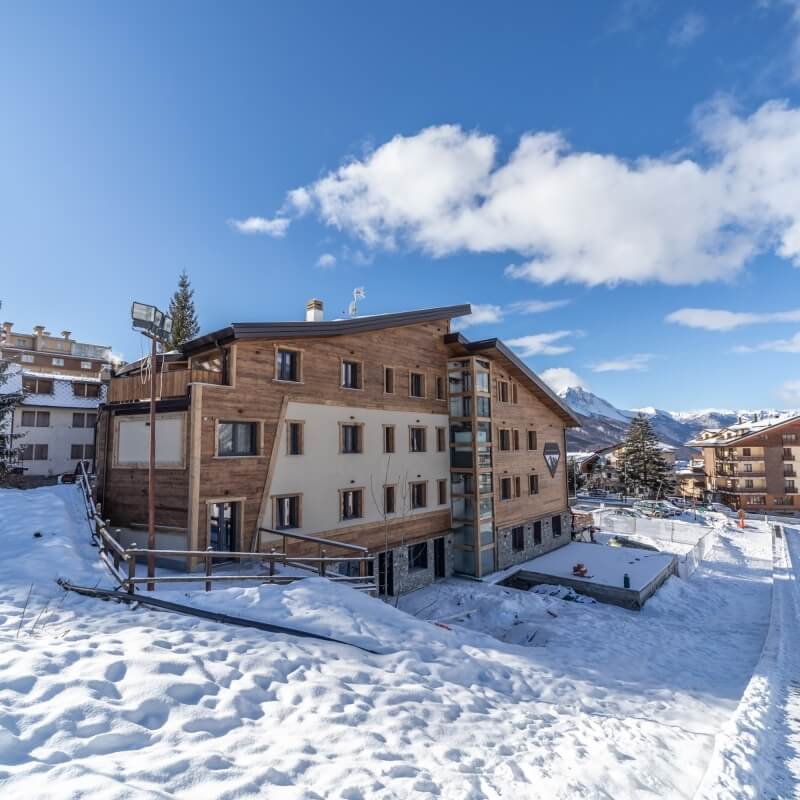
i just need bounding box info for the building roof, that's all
[444,333,580,426]
[180,304,472,355]
[686,412,800,447]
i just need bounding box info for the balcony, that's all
[785,485,798,494]
[107,369,223,404]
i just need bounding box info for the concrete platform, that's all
[499,541,677,610]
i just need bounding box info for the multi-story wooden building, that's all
[687,415,800,511]
[1,323,112,476]
[95,301,579,594]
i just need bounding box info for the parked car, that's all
[706,502,734,515]
[587,488,608,497]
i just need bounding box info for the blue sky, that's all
[3,1,800,411]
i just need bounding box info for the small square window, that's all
[52,357,64,366]
[73,412,85,428]
[409,426,426,453]
[511,526,525,552]
[34,444,48,460]
[218,421,258,456]
[408,542,428,571]
[80,361,92,369]
[21,411,36,427]
[341,360,362,389]
[410,481,427,509]
[71,444,84,460]
[36,411,49,427]
[341,489,363,520]
[276,349,301,382]
[409,372,425,398]
[21,354,34,363]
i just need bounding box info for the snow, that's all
[558,386,632,422]
[499,540,675,592]
[0,484,791,798]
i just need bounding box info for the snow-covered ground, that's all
[0,484,794,798]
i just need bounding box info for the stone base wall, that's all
[496,509,571,571]
[391,533,454,596]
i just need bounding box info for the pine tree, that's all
[168,270,199,349]
[0,358,24,478]
[616,414,675,498]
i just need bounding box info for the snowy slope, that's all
[0,485,781,798]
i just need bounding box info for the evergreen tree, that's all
[616,414,675,498]
[168,270,199,349]
[0,358,24,479]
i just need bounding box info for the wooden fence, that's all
[107,368,223,404]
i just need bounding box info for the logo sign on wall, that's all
[543,442,561,477]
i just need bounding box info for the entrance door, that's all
[378,551,394,596]
[209,501,239,553]
[434,536,446,578]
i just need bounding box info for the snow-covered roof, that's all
[22,370,103,384]
[686,412,800,446]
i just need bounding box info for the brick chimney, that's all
[1,322,11,334]
[305,298,324,322]
[33,325,45,336]
[61,330,72,340]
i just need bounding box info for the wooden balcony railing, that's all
[107,369,223,404]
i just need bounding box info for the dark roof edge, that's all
[447,333,581,427]
[180,305,470,355]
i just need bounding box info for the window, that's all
[85,444,95,459]
[744,479,754,488]
[533,520,542,545]
[21,354,34,363]
[476,396,491,417]
[275,495,300,529]
[500,477,512,500]
[511,526,525,552]
[409,371,426,398]
[86,413,97,428]
[341,489,363,520]
[527,430,538,450]
[742,448,751,456]
[218,421,258,456]
[497,380,510,403]
[20,444,32,460]
[21,410,49,427]
[341,360,362,389]
[784,448,794,460]
[21,411,35,427]
[514,476,521,498]
[52,357,64,366]
[383,425,395,454]
[384,366,395,394]
[22,443,48,461]
[552,515,562,537]
[287,421,303,455]
[775,496,794,506]
[529,473,539,495]
[22,377,53,395]
[512,429,521,451]
[435,376,445,400]
[410,481,427,509]
[80,361,92,369]
[408,542,428,571]
[70,444,85,460]
[409,426,427,453]
[341,423,363,454]
[436,427,446,452]
[744,463,753,473]
[384,485,396,514]
[73,382,100,398]
[511,383,519,404]
[437,479,447,505]
[747,496,766,506]
[276,348,301,382]
[782,433,798,444]
[498,429,511,451]
[73,412,85,428]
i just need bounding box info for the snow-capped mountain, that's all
[558,386,800,455]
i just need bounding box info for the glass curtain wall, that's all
[448,357,496,577]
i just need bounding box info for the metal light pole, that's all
[131,302,173,591]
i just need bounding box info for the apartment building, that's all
[95,301,578,594]
[1,323,112,476]
[687,415,800,511]
[580,441,677,490]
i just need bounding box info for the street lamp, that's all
[130,302,173,590]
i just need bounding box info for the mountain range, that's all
[559,386,798,457]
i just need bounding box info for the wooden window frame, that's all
[383,365,396,395]
[339,487,365,521]
[527,429,538,451]
[215,419,263,458]
[339,422,364,454]
[286,420,304,456]
[384,484,396,515]
[435,375,445,400]
[500,476,513,501]
[409,371,426,399]
[497,380,510,404]
[514,475,522,498]
[529,473,539,495]
[436,426,446,452]
[511,383,519,404]
[340,357,365,391]
[409,425,427,453]
[410,480,428,510]
[512,429,520,451]
[383,424,396,454]
[273,493,302,529]
[437,478,447,505]
[498,428,511,452]
[273,346,304,384]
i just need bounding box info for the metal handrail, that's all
[258,526,369,553]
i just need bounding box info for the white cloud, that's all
[506,331,575,356]
[506,299,571,314]
[229,216,291,237]
[451,303,504,330]
[667,307,800,331]
[735,332,800,353]
[590,353,653,372]
[315,253,337,269]
[540,367,587,394]
[780,378,800,403]
[668,12,706,47]
[268,99,800,286]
